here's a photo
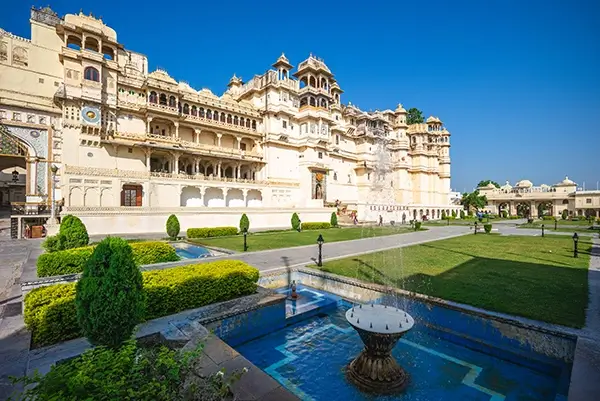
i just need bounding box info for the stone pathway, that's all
[567,238,600,401]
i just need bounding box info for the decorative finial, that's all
[386,324,389,330]
[370,322,373,328]
[357,318,360,324]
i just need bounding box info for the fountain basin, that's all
[346,304,414,394]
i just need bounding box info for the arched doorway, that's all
[516,202,530,218]
[0,128,29,212]
[537,201,553,218]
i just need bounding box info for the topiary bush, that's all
[291,212,301,231]
[42,233,65,253]
[460,210,465,219]
[441,210,447,220]
[37,241,180,277]
[501,210,508,218]
[415,221,422,230]
[59,215,89,250]
[76,237,145,348]
[239,213,250,233]
[25,260,259,347]
[452,210,457,218]
[166,214,180,239]
[301,222,331,230]
[186,227,238,238]
[484,223,492,233]
[561,209,568,220]
[330,212,338,227]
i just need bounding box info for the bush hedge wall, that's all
[186,226,238,238]
[25,260,259,347]
[301,222,331,230]
[37,241,180,277]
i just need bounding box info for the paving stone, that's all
[258,386,301,401]
[203,334,240,365]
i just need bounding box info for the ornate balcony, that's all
[181,113,259,135]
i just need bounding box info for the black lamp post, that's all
[317,234,324,267]
[243,228,248,252]
[50,164,59,222]
[573,233,579,258]
[447,217,450,226]
[474,222,478,235]
[554,219,557,230]
[541,224,545,237]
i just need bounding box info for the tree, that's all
[406,108,424,125]
[477,180,500,188]
[76,237,145,348]
[239,213,250,233]
[452,210,457,218]
[460,190,487,211]
[166,214,180,239]
[330,212,338,227]
[291,213,301,231]
[460,210,465,219]
[59,215,89,249]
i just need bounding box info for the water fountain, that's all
[345,303,414,394]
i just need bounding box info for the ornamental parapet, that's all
[181,114,259,135]
[63,165,299,187]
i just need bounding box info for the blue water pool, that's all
[235,298,570,401]
[171,242,213,259]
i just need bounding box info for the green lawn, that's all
[189,226,423,252]
[316,235,591,328]
[517,223,598,235]
[522,219,597,227]
[424,218,513,226]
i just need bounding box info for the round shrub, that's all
[42,234,65,253]
[561,209,568,220]
[166,214,180,239]
[330,212,338,227]
[441,210,447,220]
[415,221,422,230]
[76,237,145,348]
[291,212,301,231]
[59,215,89,249]
[239,213,250,233]
[452,210,457,218]
[484,223,492,233]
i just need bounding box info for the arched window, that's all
[227,114,232,124]
[233,116,239,125]
[240,117,245,127]
[169,96,176,107]
[159,94,167,105]
[199,108,205,118]
[300,98,307,107]
[246,119,251,128]
[206,109,211,119]
[220,113,226,123]
[149,91,157,103]
[213,111,219,121]
[320,99,327,108]
[191,105,197,116]
[251,120,257,130]
[309,97,316,107]
[183,103,190,114]
[83,66,100,82]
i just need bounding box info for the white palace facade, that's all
[0,7,460,236]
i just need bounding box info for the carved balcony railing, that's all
[11,202,51,216]
[63,165,299,187]
[181,114,258,134]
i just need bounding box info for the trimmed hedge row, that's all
[25,260,259,347]
[186,226,238,238]
[37,241,180,277]
[301,222,331,230]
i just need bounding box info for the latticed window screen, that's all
[0,130,27,156]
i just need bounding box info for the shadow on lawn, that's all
[328,247,591,327]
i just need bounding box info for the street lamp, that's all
[243,227,248,252]
[474,221,478,235]
[554,219,557,230]
[572,233,579,258]
[317,234,324,267]
[50,164,58,222]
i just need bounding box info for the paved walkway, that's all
[568,238,600,401]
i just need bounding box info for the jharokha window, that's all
[121,184,142,207]
[83,67,100,82]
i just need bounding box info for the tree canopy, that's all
[406,108,424,125]
[460,190,488,211]
[477,180,501,188]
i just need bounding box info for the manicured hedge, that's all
[25,260,259,347]
[483,223,493,233]
[37,241,180,277]
[301,222,331,230]
[186,226,238,238]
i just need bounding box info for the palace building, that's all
[0,7,461,237]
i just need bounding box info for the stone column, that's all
[174,121,179,138]
[199,187,206,206]
[217,161,222,178]
[236,137,242,150]
[145,149,152,172]
[27,158,37,195]
[194,129,201,144]
[217,133,222,148]
[146,117,153,134]
[242,189,248,207]
[222,187,229,207]
[173,153,180,174]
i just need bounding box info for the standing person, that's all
[379,215,383,226]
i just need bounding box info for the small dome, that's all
[500,180,512,190]
[228,73,243,86]
[395,104,407,113]
[277,52,290,64]
[148,69,177,84]
[486,182,496,189]
[178,81,196,92]
[555,176,576,187]
[515,179,533,188]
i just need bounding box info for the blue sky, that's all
[2,0,599,192]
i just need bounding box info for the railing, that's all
[63,165,299,187]
[111,132,263,159]
[182,113,258,133]
[147,103,179,114]
[11,202,51,216]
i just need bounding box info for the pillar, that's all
[195,129,201,144]
[173,153,180,174]
[146,117,153,134]
[242,189,248,207]
[236,137,242,150]
[223,187,229,206]
[27,158,37,195]
[217,161,222,178]
[145,149,152,172]
[174,121,179,138]
[217,133,222,148]
[236,163,241,179]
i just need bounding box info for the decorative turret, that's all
[293,53,335,109]
[394,104,408,127]
[272,53,293,81]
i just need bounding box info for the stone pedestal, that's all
[345,304,414,395]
